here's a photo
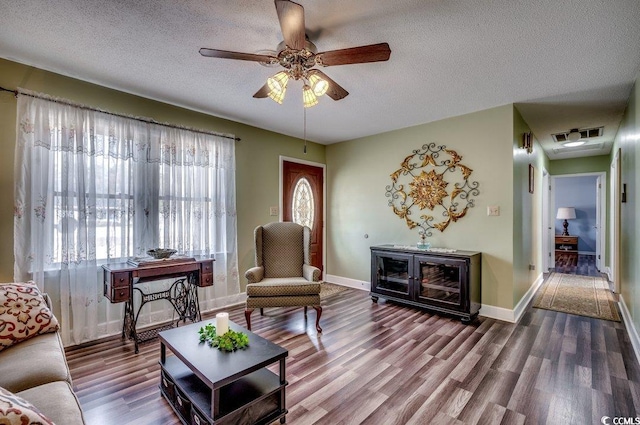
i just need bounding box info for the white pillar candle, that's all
[216,312,229,336]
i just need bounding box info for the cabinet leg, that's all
[371,296,379,303]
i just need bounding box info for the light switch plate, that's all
[487,205,500,216]
[269,206,278,216]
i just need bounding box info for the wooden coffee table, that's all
[159,319,288,425]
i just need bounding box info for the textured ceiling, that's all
[1,0,639,159]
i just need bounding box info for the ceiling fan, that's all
[199,0,391,107]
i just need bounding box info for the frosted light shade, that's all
[567,129,581,142]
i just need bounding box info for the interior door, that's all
[282,160,324,272]
[596,175,602,270]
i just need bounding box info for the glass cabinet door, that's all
[415,257,466,309]
[373,253,412,300]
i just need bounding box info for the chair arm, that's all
[245,266,264,283]
[303,264,321,282]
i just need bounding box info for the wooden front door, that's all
[282,160,324,273]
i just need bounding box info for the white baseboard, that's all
[618,295,640,367]
[326,273,545,324]
[604,266,613,282]
[479,304,516,322]
[324,274,370,291]
[480,273,544,323]
[199,292,247,311]
[513,273,544,322]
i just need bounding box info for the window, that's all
[15,93,240,346]
[292,177,314,229]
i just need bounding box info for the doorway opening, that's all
[547,172,606,276]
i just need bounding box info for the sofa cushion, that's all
[0,332,71,393]
[0,385,55,425]
[246,279,321,297]
[246,294,321,309]
[18,381,85,425]
[0,283,59,352]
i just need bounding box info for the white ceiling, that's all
[1,0,639,160]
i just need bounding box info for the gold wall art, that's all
[385,143,480,237]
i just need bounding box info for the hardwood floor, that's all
[554,254,601,276]
[66,278,639,424]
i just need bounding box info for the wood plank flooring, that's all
[66,277,640,424]
[554,254,600,276]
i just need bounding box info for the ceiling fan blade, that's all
[199,48,277,64]
[316,43,391,66]
[308,69,349,100]
[275,0,305,50]
[253,82,271,98]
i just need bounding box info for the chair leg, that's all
[245,309,254,331]
[304,306,308,316]
[260,308,264,316]
[313,306,322,333]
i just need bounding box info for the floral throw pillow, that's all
[0,283,60,352]
[0,386,55,425]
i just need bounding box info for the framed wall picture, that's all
[529,164,534,194]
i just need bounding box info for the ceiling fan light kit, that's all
[199,0,391,108]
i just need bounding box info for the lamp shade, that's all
[267,71,289,95]
[268,85,287,104]
[308,74,328,96]
[302,84,318,108]
[556,207,576,220]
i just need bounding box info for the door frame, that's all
[541,168,552,272]
[279,156,326,279]
[610,149,621,292]
[549,171,606,270]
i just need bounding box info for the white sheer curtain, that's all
[14,92,239,346]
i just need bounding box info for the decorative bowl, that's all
[147,248,177,259]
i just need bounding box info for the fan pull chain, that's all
[303,106,307,154]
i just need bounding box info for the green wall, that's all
[612,77,640,331]
[325,104,538,311]
[512,107,548,307]
[548,155,610,175]
[0,58,325,289]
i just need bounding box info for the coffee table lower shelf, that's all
[160,355,287,425]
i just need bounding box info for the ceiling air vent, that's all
[552,126,603,143]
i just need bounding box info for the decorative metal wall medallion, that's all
[385,143,480,237]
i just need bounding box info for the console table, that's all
[102,257,214,353]
[370,245,481,322]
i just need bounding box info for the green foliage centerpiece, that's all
[198,323,249,352]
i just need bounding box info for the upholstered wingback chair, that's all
[244,222,322,332]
